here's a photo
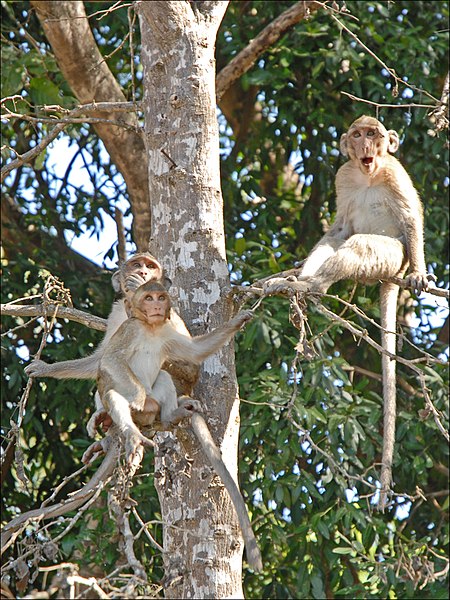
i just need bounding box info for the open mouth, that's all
[361,157,374,167]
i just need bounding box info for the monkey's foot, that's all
[263,277,302,296]
[82,436,111,464]
[165,397,203,425]
[405,271,437,294]
[178,396,203,413]
[87,409,113,438]
[125,430,154,466]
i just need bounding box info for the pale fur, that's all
[97,286,261,570]
[265,116,429,511]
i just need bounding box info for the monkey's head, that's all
[340,115,400,175]
[129,281,172,326]
[111,252,165,294]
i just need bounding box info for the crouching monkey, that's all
[96,281,263,571]
[264,115,433,510]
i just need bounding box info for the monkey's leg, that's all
[300,236,344,277]
[263,237,344,294]
[190,413,263,571]
[151,370,179,424]
[104,390,155,460]
[293,234,406,293]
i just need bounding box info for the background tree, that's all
[1,1,448,598]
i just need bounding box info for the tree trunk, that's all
[138,2,248,598]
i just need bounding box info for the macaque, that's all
[95,280,262,570]
[24,252,198,432]
[264,116,431,510]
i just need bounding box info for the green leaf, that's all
[29,78,62,105]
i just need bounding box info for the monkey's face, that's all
[341,117,399,177]
[139,291,171,325]
[346,125,388,175]
[125,255,163,283]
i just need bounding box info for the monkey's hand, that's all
[231,310,254,329]
[124,272,147,293]
[24,359,50,378]
[87,409,113,438]
[405,271,436,294]
[82,437,111,464]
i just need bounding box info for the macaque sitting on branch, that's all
[94,280,262,570]
[264,115,433,510]
[25,252,199,433]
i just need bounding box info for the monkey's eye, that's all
[158,295,166,301]
[352,131,361,138]
[367,130,375,137]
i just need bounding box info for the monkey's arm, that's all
[165,311,253,364]
[390,180,429,292]
[25,300,127,380]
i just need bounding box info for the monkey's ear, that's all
[387,130,400,153]
[339,133,349,156]
[124,298,132,317]
[111,270,121,292]
[162,275,172,288]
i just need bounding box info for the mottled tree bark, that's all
[138,2,250,597]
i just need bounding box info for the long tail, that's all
[190,413,263,571]
[378,282,400,512]
[1,439,120,554]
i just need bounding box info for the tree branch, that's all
[1,303,107,332]
[30,0,151,251]
[216,1,323,101]
[1,439,119,554]
[1,101,139,182]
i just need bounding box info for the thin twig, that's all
[340,91,437,110]
[1,101,140,181]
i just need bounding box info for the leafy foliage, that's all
[1,1,448,598]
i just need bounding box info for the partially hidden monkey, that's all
[264,115,432,510]
[24,252,198,434]
[95,280,262,571]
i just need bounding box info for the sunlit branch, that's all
[1,303,107,331]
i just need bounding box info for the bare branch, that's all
[428,71,449,132]
[216,1,323,101]
[1,439,120,554]
[313,300,449,442]
[1,302,107,331]
[340,91,437,110]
